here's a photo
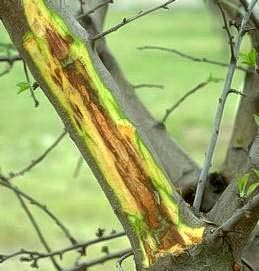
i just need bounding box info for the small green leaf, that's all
[248,49,257,65]
[253,168,259,178]
[253,114,259,127]
[16,81,31,94]
[237,173,250,197]
[240,49,257,67]
[247,183,259,197]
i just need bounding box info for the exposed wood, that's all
[78,1,202,199]
[0,1,205,269]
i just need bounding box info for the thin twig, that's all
[193,0,258,214]
[59,0,65,10]
[77,0,114,20]
[64,249,132,271]
[78,0,85,15]
[161,78,219,123]
[8,129,67,180]
[228,88,246,97]
[116,251,133,271]
[209,193,259,256]
[0,175,61,270]
[0,64,12,77]
[0,51,21,77]
[0,176,77,245]
[138,46,248,72]
[218,193,259,233]
[217,1,236,61]
[0,54,21,63]
[73,156,84,178]
[241,257,256,271]
[240,0,259,29]
[133,83,165,90]
[22,60,39,107]
[0,231,126,266]
[90,0,176,41]
[16,191,62,270]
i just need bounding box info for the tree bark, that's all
[77,0,202,196]
[0,0,258,270]
[208,1,259,268]
[0,1,207,269]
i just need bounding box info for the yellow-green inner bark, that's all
[22,0,205,266]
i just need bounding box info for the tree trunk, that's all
[0,1,258,270]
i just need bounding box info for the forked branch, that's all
[0,1,205,269]
[161,76,222,123]
[193,0,258,213]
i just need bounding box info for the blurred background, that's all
[109,0,202,8]
[0,0,253,270]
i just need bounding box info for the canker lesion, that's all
[22,0,205,266]
[44,27,188,259]
[45,28,72,60]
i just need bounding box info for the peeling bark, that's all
[1,0,259,270]
[77,2,202,196]
[0,0,206,269]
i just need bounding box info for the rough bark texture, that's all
[0,0,259,270]
[78,1,224,214]
[80,9,202,194]
[208,1,259,267]
[0,1,207,270]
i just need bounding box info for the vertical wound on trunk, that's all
[22,0,205,266]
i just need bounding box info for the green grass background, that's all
[0,6,249,271]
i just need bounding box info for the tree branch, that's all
[0,54,22,63]
[161,77,221,123]
[78,0,201,194]
[8,129,67,180]
[217,0,236,61]
[241,257,256,271]
[22,60,39,107]
[63,249,132,271]
[133,83,165,90]
[77,0,113,20]
[0,43,21,76]
[193,0,258,214]
[0,1,205,268]
[208,0,259,225]
[90,0,177,41]
[15,191,62,270]
[0,175,61,270]
[219,194,259,233]
[116,251,134,271]
[0,231,126,267]
[138,46,248,72]
[212,193,259,258]
[0,176,77,245]
[239,0,259,29]
[73,156,84,178]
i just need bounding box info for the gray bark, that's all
[0,0,259,270]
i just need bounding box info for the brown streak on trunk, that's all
[52,67,63,88]
[69,101,84,120]
[45,27,186,260]
[45,28,72,60]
